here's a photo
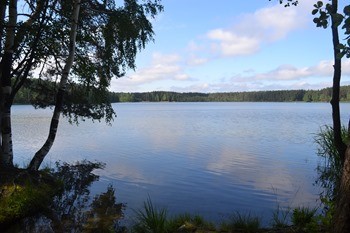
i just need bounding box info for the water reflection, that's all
[4,161,125,233]
[12,102,348,222]
[206,146,317,207]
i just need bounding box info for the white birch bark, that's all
[29,0,81,171]
[0,0,17,167]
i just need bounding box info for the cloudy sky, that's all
[110,0,350,93]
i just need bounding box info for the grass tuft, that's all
[167,213,216,232]
[133,197,168,233]
[220,211,261,233]
[271,204,292,228]
[291,206,318,232]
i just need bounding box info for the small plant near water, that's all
[271,204,292,229]
[220,211,261,233]
[167,213,216,232]
[314,125,348,229]
[132,198,217,233]
[291,207,318,232]
[133,197,168,233]
[314,125,346,202]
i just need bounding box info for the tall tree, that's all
[274,0,350,232]
[29,0,81,171]
[312,2,350,232]
[0,0,163,170]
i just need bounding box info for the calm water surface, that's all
[11,102,350,224]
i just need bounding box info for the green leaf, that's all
[313,17,320,24]
[312,9,319,15]
[322,21,328,29]
[344,5,350,16]
[336,43,345,50]
[336,51,345,59]
[320,11,327,18]
[317,1,323,8]
[333,13,344,27]
[326,3,332,13]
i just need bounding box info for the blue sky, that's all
[110,0,350,93]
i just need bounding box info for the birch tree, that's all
[0,0,163,170]
[0,0,18,167]
[28,0,81,171]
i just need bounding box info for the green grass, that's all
[291,206,318,232]
[132,197,168,233]
[270,204,292,228]
[132,198,217,233]
[0,179,58,225]
[167,213,216,232]
[130,197,331,233]
[219,212,261,233]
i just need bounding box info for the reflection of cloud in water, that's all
[206,145,318,207]
[128,115,185,151]
[97,161,160,186]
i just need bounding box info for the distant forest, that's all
[13,85,350,104]
[108,86,350,103]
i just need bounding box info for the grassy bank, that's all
[128,198,327,233]
[0,167,61,228]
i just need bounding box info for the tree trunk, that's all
[0,0,7,52]
[0,0,17,168]
[0,1,5,163]
[329,0,347,163]
[330,1,350,232]
[28,0,81,171]
[333,146,350,233]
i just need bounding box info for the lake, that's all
[11,102,350,224]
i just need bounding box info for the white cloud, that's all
[231,60,350,82]
[244,4,304,41]
[204,2,311,58]
[186,54,208,66]
[169,60,350,93]
[111,53,192,91]
[174,74,190,80]
[207,29,260,56]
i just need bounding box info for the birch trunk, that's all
[0,0,6,52]
[0,0,17,167]
[28,0,81,171]
[0,1,8,162]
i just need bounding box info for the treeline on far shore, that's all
[13,85,350,104]
[109,86,350,103]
